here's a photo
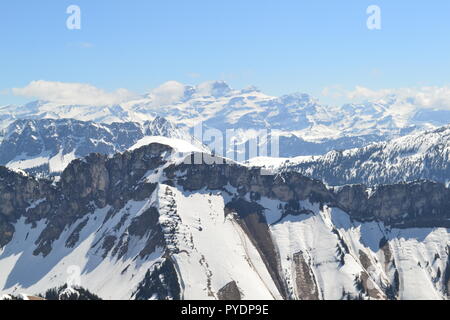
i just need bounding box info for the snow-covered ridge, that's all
[255,124,450,186]
[0,117,198,176]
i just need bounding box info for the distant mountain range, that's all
[2,81,450,158]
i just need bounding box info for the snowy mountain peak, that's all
[196,80,232,98]
[144,80,233,106]
[240,85,261,94]
[278,92,317,105]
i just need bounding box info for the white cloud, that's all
[12,80,136,105]
[346,86,394,101]
[321,85,345,99]
[149,81,188,106]
[323,85,450,110]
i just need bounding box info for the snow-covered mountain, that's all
[123,82,443,140]
[0,117,198,176]
[253,124,450,187]
[2,81,449,157]
[0,140,449,300]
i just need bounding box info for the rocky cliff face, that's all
[0,167,55,247]
[0,143,449,300]
[0,143,171,257]
[334,182,450,228]
[165,155,450,228]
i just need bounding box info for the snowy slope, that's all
[156,185,282,300]
[265,202,449,300]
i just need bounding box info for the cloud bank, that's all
[12,80,136,105]
[323,85,450,110]
[149,81,188,106]
[12,80,450,111]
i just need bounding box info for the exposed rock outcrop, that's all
[217,281,242,300]
[1,145,449,255]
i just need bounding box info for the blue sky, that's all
[1,0,450,105]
